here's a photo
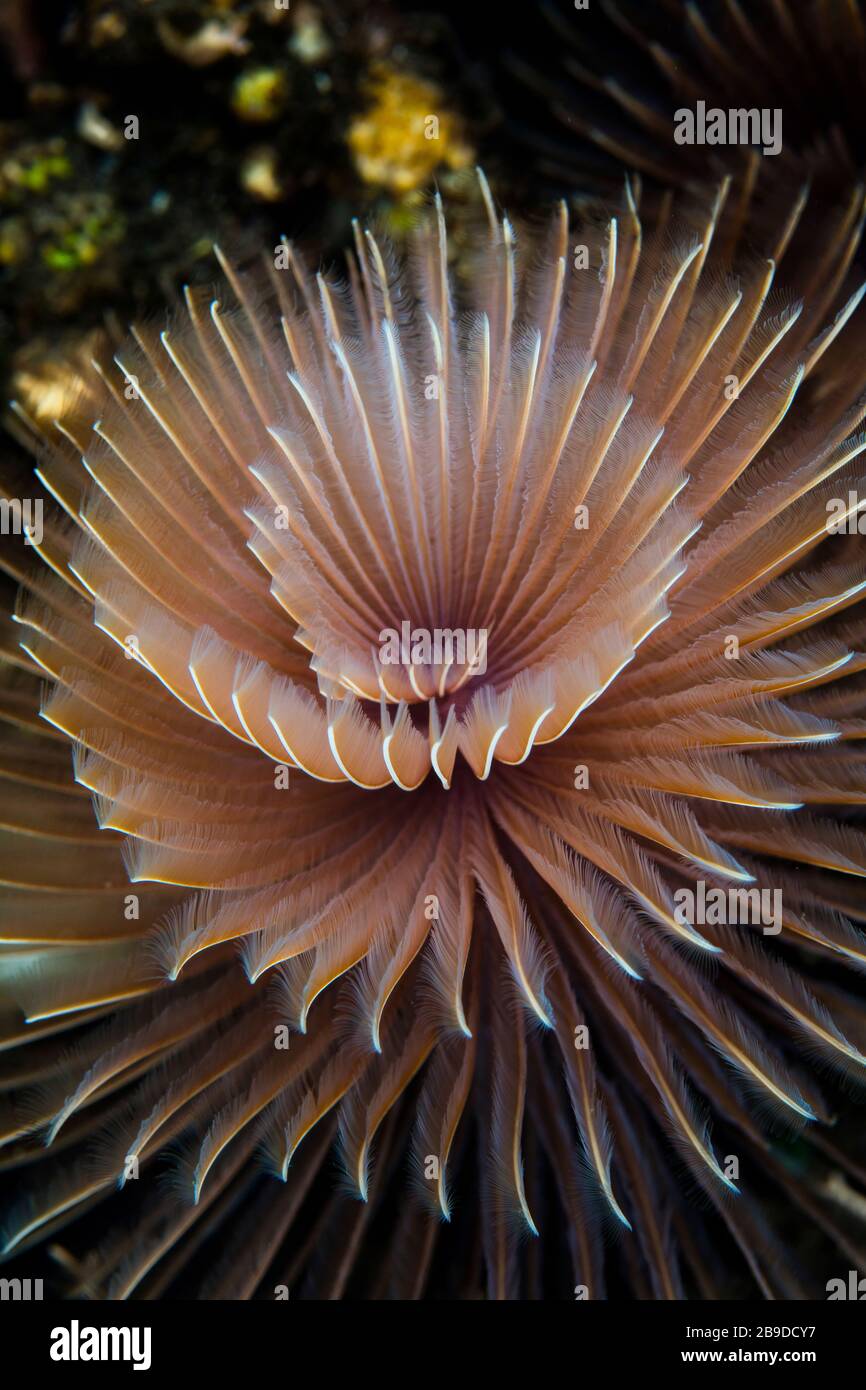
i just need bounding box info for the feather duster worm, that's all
[1,171,866,1299]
